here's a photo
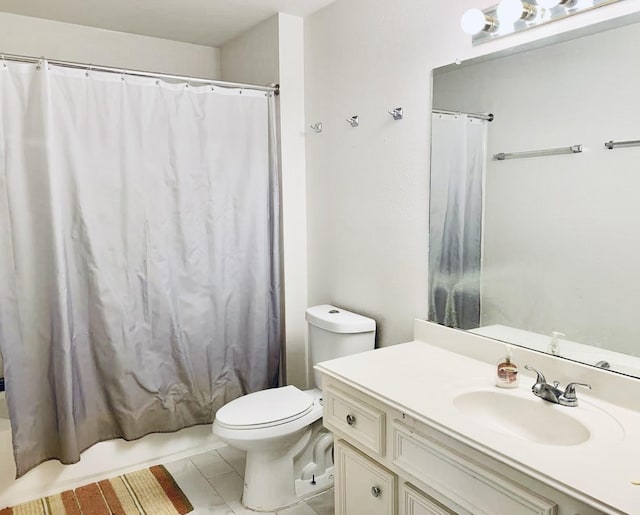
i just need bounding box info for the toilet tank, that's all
[306,304,376,388]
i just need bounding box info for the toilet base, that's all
[242,426,307,511]
[244,466,334,513]
[241,424,334,511]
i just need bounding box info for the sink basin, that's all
[453,390,592,446]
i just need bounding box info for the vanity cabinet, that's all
[322,376,605,515]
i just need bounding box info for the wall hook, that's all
[388,107,403,120]
[310,122,323,133]
[346,115,359,127]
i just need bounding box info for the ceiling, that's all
[0,0,336,47]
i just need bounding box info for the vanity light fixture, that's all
[461,0,621,45]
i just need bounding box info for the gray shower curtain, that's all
[0,61,281,476]
[429,113,486,330]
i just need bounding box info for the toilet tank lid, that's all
[306,305,376,334]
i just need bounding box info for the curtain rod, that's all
[432,109,494,122]
[0,52,280,94]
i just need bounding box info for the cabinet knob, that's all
[371,486,381,498]
[346,414,356,426]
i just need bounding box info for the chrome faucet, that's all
[524,365,591,407]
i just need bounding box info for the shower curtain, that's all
[428,113,487,329]
[0,60,281,476]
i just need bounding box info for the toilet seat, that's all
[215,385,315,430]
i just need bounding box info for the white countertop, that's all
[316,340,640,514]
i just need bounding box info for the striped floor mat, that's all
[0,465,193,515]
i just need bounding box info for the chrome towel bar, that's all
[493,144,582,161]
[605,139,640,150]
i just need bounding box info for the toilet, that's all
[213,304,376,511]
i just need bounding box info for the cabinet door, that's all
[400,483,456,515]
[335,439,396,515]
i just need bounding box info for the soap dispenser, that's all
[548,331,566,356]
[496,345,519,389]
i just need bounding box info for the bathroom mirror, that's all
[428,15,640,379]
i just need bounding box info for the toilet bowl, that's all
[212,305,376,511]
[213,387,331,511]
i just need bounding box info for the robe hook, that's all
[388,107,403,120]
[346,115,359,127]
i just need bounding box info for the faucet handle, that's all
[563,382,592,401]
[524,364,546,384]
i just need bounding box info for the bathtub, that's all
[0,391,224,509]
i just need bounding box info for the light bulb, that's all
[497,0,525,23]
[461,9,489,35]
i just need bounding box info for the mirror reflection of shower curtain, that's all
[429,113,487,329]
[0,61,281,477]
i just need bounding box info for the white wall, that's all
[304,0,640,348]
[221,15,309,389]
[277,15,309,388]
[433,22,640,356]
[220,15,279,85]
[0,13,220,78]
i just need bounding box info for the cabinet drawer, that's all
[392,422,557,515]
[335,439,396,515]
[324,386,385,456]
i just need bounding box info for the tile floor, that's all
[164,446,335,515]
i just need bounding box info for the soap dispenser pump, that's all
[496,345,519,389]
[549,331,566,356]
